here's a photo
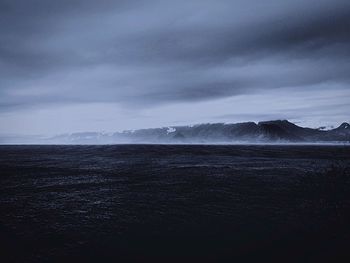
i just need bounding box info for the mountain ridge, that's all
[46,120,350,144]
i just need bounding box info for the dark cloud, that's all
[0,0,349,124]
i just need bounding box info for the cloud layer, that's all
[0,0,349,134]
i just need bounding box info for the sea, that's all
[1,144,350,262]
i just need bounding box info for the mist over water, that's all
[1,120,349,145]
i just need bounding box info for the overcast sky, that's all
[1,0,349,135]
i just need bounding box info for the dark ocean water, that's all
[1,145,350,262]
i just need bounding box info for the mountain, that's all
[112,120,350,143]
[46,120,350,144]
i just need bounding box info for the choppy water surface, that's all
[1,145,350,262]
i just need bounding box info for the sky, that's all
[0,0,349,135]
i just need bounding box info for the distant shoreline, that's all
[1,142,350,146]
